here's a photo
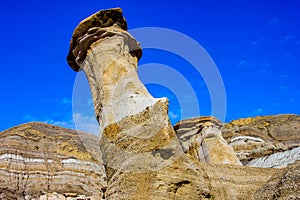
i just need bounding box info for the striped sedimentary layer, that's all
[247,147,300,168]
[1,121,299,199]
[0,122,107,199]
[174,114,300,168]
[222,114,300,166]
[174,116,223,152]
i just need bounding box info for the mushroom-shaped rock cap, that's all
[174,116,223,131]
[67,8,140,72]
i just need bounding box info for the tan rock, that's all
[0,122,106,198]
[66,8,279,200]
[252,161,300,199]
[222,114,300,166]
[67,8,200,199]
[175,117,241,165]
[0,119,293,200]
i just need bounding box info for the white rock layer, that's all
[247,147,300,168]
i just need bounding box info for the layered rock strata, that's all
[67,8,280,199]
[1,121,299,199]
[174,117,241,165]
[0,122,106,199]
[222,114,300,166]
[247,147,300,168]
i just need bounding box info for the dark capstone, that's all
[67,8,135,72]
[151,148,174,160]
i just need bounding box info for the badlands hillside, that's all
[1,8,298,200]
[0,114,299,199]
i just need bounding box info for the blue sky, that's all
[1,0,299,134]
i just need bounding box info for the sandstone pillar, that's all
[67,8,280,200]
[67,8,199,199]
[67,7,184,172]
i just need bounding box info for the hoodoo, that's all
[174,116,242,165]
[67,8,291,200]
[67,8,201,199]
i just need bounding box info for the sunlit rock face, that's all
[0,122,106,199]
[222,114,300,167]
[67,6,184,177]
[174,117,242,165]
[67,8,211,199]
[66,8,298,200]
[252,160,300,200]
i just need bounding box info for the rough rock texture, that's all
[174,117,241,165]
[0,121,298,199]
[252,161,300,200]
[0,122,106,199]
[247,147,300,168]
[222,114,300,166]
[67,8,130,72]
[67,7,196,199]
[66,8,284,200]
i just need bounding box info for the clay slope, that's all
[0,122,107,199]
[222,114,300,166]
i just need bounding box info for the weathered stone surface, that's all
[247,146,300,168]
[67,8,131,72]
[22,159,287,200]
[222,114,300,166]
[67,8,205,199]
[0,122,106,199]
[174,117,241,165]
[0,6,298,200]
[0,120,296,200]
[102,157,278,200]
[252,160,300,200]
[66,8,283,199]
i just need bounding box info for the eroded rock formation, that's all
[222,114,300,167]
[67,8,208,199]
[66,8,286,200]
[1,120,299,199]
[174,117,241,165]
[0,6,298,200]
[0,122,106,199]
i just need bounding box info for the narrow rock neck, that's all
[79,27,184,178]
[80,27,154,131]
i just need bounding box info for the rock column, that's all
[67,8,197,199]
[67,7,183,172]
[67,8,281,200]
